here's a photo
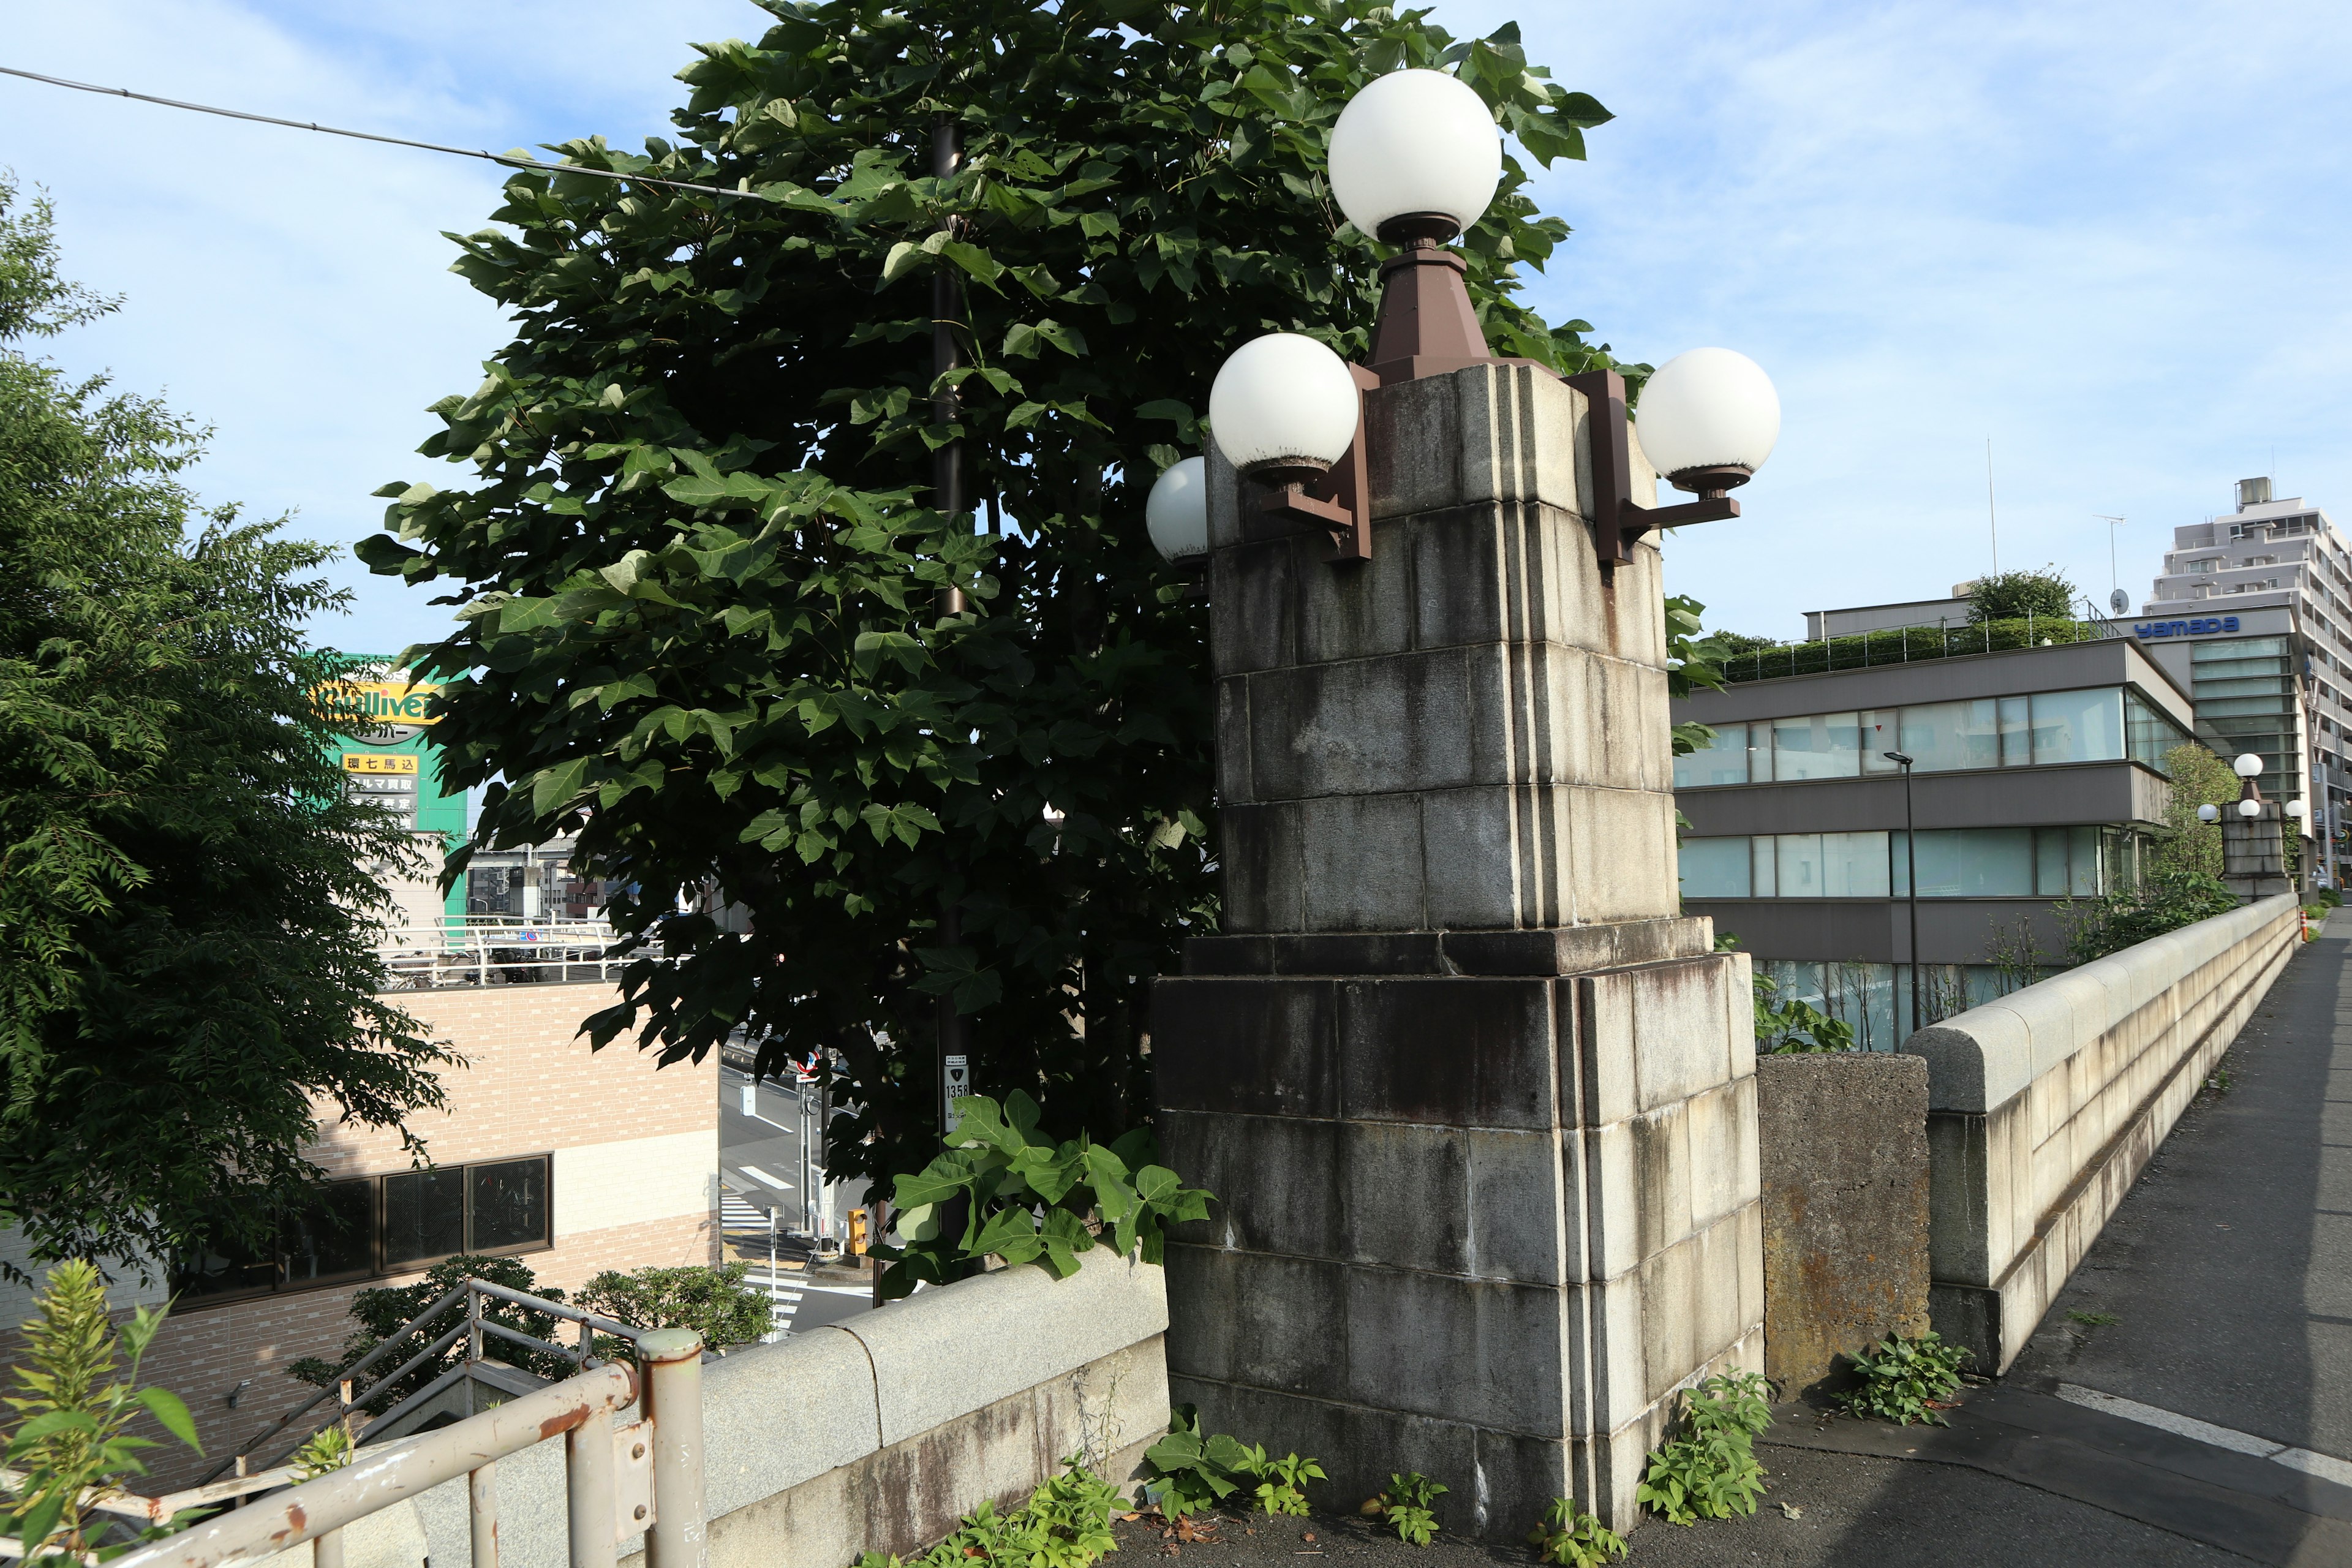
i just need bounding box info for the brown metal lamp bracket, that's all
[1252,363,1381,563]
[1565,368,1743,568]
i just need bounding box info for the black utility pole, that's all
[931,113,972,1136]
[1888,750,1921,1035]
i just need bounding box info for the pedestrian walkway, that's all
[1636,914,2352,1566]
[2013,916,2352,1466]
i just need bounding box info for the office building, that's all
[2137,477,2346,886]
[1673,628,2195,1046]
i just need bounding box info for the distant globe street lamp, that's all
[1146,456,1209,567]
[2198,804,2222,824]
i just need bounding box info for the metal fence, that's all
[1721,614,2121,685]
[377,920,624,989]
[102,1280,708,1568]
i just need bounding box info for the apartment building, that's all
[1673,629,2195,1047]
[2139,477,2346,886]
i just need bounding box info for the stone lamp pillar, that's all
[1150,366,1762,1536]
[2223,802,2293,901]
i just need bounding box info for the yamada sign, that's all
[2133,616,2241,639]
[319,679,443,725]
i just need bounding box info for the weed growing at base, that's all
[1528,1496,1627,1566]
[856,1455,1121,1568]
[1836,1330,1972,1427]
[1637,1371,1772,1525]
[1136,1408,1325,1521]
[1374,1472,1447,1545]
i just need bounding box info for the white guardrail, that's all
[375,923,624,989]
[113,1329,707,1568]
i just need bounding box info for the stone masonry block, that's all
[1755,1054,1929,1397]
[1151,976,1338,1118]
[1563,785,1679,924]
[1158,1109,1343,1261]
[1217,801,1302,932]
[1246,650,1477,800]
[1209,537,1295,678]
[1629,957,1741,1113]
[1338,1122,1565,1284]
[1418,785,1540,930]
[1341,1268,1566,1432]
[1294,518,1416,665]
[1298,793,1427,930]
[1336,977,1557,1128]
[1163,1244,1346,1396]
[1365,364,1583,522]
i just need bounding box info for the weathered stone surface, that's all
[1156,363,1755,1538]
[1755,1053,1931,1398]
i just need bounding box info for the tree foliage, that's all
[2149,741,2237,881]
[358,1,1634,1191]
[1966,567,2077,624]
[0,178,452,1275]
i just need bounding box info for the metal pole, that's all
[470,1464,499,1568]
[930,111,974,1131]
[639,1329,707,1568]
[565,1401,616,1568]
[1904,760,1921,1034]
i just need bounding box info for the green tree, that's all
[358,1,1632,1191]
[0,178,454,1276]
[2150,741,2237,880]
[1966,567,2078,624]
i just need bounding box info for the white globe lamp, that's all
[2197,804,2221,824]
[1328,69,1502,243]
[1208,333,1361,483]
[2234,753,2264,778]
[2239,798,2263,819]
[1145,457,1209,564]
[2287,799,2308,820]
[1634,349,1782,496]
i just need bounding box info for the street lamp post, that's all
[1887,750,1921,1035]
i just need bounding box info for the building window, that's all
[1672,722,1751,788]
[171,1155,554,1307]
[1771,712,1863,780]
[1677,836,1751,897]
[2027,688,2125,764]
[1679,827,2109,900]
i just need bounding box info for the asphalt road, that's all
[718,1063,872,1336]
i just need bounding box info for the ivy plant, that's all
[355,0,1640,1197]
[1836,1330,1971,1427]
[873,1091,1211,1298]
[1636,1371,1773,1526]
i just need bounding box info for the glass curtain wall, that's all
[1759,959,2025,1053]
[1675,685,2171,788]
[1679,827,2113,899]
[2189,636,2297,802]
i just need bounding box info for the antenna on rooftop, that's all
[2095,514,2126,606]
[1985,438,2000,573]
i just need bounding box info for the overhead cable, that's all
[0,63,766,202]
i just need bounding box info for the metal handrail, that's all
[201,1280,654,1487]
[113,1335,710,1568]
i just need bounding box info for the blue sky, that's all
[6,0,2351,653]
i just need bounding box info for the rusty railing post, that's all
[565,1400,616,1568]
[638,1328,707,1568]
[470,1462,499,1568]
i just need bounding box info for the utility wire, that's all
[0,64,767,202]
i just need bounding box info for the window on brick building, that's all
[170,1155,554,1306]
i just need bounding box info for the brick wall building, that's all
[0,980,715,1489]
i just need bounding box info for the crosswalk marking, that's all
[739,1164,793,1190]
